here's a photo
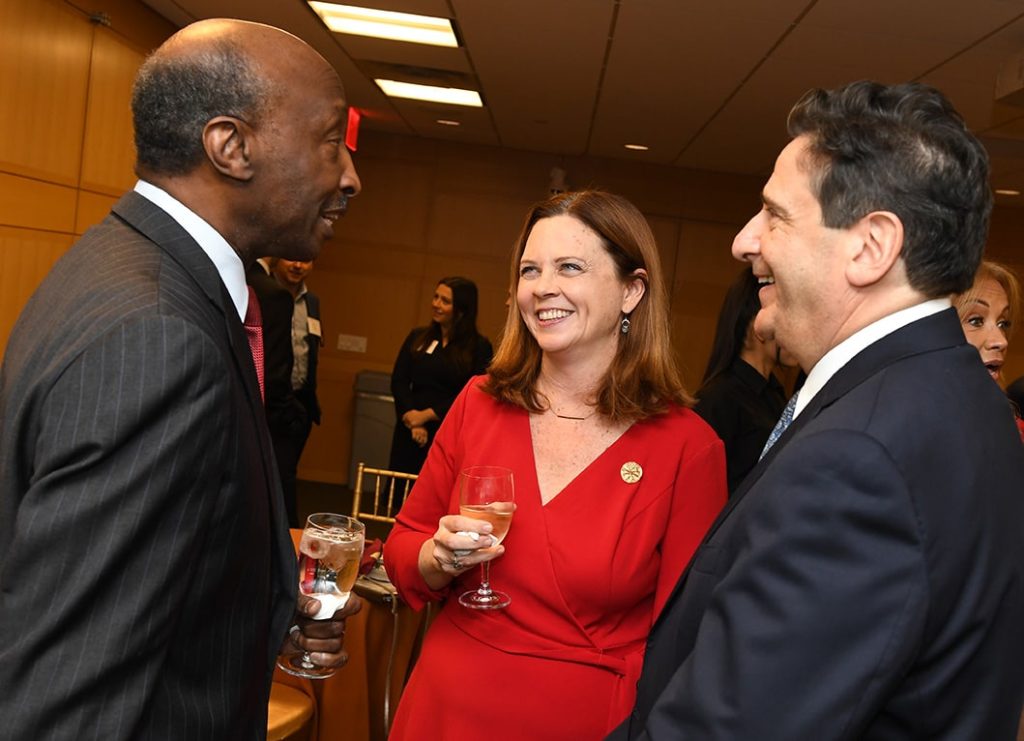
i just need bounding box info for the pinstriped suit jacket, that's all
[0,192,297,739]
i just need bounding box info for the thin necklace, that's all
[550,408,594,421]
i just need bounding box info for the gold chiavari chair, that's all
[351,463,418,525]
[350,462,423,740]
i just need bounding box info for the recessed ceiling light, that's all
[624,144,649,151]
[308,2,459,48]
[995,188,1021,196]
[436,119,461,126]
[375,79,483,107]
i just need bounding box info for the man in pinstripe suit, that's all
[0,19,361,739]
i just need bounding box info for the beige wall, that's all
[2,0,1022,486]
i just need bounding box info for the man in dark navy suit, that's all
[614,82,1024,739]
[0,19,361,739]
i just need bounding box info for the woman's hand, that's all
[403,408,438,429]
[417,514,503,590]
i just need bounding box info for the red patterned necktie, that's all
[243,286,265,400]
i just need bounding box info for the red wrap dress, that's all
[384,377,726,740]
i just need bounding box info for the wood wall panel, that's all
[75,190,118,234]
[301,262,418,483]
[301,357,394,485]
[427,192,526,259]
[415,139,562,201]
[300,372,356,484]
[0,0,91,185]
[575,159,693,217]
[0,173,78,233]
[0,227,74,356]
[671,220,748,384]
[327,158,435,250]
[80,27,142,195]
[64,0,175,50]
[0,0,172,366]
[645,215,683,299]
[321,272,425,367]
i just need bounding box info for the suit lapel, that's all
[652,309,966,630]
[112,193,270,417]
[112,191,297,616]
[113,192,224,307]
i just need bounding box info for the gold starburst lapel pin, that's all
[620,461,643,484]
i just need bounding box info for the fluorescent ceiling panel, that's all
[308,2,458,47]
[375,79,483,107]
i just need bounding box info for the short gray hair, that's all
[132,40,270,176]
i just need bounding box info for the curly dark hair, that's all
[132,40,270,176]
[788,81,991,297]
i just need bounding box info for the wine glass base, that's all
[459,589,511,610]
[276,655,336,680]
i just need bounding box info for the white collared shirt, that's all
[793,298,951,419]
[133,180,248,322]
[290,283,310,390]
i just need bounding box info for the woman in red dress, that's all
[385,190,727,740]
[954,259,1024,440]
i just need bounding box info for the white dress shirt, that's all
[793,298,951,419]
[133,180,249,322]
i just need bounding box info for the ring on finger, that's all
[452,558,463,570]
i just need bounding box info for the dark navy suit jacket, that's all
[613,309,1024,739]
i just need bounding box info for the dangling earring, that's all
[620,315,631,335]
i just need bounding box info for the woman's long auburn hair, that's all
[484,190,693,422]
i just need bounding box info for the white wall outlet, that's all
[337,334,367,353]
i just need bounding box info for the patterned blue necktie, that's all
[760,393,798,460]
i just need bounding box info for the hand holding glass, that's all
[277,513,364,679]
[457,466,515,610]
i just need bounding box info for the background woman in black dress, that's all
[693,268,795,494]
[388,276,493,473]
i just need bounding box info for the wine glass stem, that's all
[478,561,493,596]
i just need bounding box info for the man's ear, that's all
[846,210,903,288]
[202,116,254,182]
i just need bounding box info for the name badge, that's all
[426,339,438,354]
[307,317,322,338]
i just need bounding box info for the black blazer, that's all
[388,327,493,473]
[0,192,297,739]
[614,309,1024,739]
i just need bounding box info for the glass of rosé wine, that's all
[277,513,364,679]
[457,466,515,610]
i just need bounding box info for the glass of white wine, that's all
[277,512,365,679]
[457,466,515,610]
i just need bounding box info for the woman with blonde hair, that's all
[954,259,1023,438]
[384,190,726,740]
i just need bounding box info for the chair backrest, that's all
[352,462,418,524]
